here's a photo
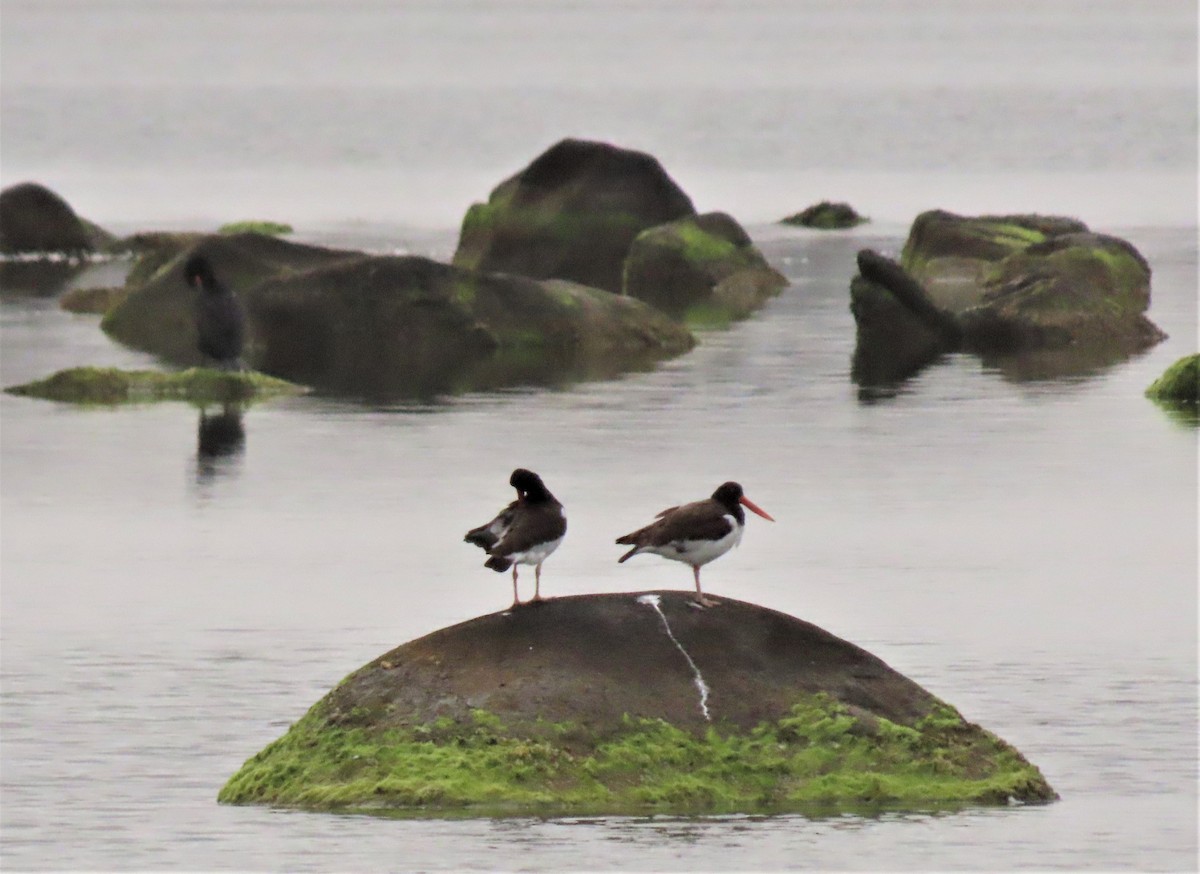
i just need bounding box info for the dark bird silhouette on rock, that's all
[465,469,566,607]
[184,253,245,369]
[617,481,774,607]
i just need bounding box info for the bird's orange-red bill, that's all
[740,496,775,521]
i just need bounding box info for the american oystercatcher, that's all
[616,481,774,607]
[465,469,566,607]
[184,253,246,369]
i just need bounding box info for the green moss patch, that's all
[671,222,740,263]
[219,694,1055,816]
[5,366,307,406]
[218,220,294,236]
[1146,354,1200,405]
[60,286,130,315]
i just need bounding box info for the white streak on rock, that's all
[637,594,711,721]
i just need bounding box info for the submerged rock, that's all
[60,286,130,315]
[0,182,113,255]
[850,211,1165,388]
[220,592,1056,815]
[4,366,306,406]
[781,201,868,230]
[101,232,693,399]
[452,138,697,293]
[622,212,788,324]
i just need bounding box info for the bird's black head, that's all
[711,481,745,509]
[510,468,550,501]
[183,253,216,289]
[712,480,774,522]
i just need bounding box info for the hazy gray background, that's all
[1,0,1196,228]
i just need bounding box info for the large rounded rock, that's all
[101,232,356,366]
[452,138,697,293]
[0,182,112,255]
[102,232,694,398]
[622,212,788,323]
[218,592,1056,814]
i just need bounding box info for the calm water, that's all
[2,1,1198,871]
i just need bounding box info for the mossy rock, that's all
[219,592,1056,816]
[781,201,868,230]
[452,138,697,293]
[4,366,307,406]
[1146,354,1200,405]
[850,213,1166,387]
[622,212,788,324]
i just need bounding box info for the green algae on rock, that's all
[1146,354,1199,404]
[219,592,1056,816]
[4,366,307,406]
[622,212,788,324]
[218,220,294,236]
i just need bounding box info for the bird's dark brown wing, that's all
[492,501,566,558]
[616,498,732,547]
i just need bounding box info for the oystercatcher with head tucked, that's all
[616,481,774,607]
[184,253,246,370]
[465,469,566,607]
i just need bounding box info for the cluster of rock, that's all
[3,146,1184,403]
[850,210,1167,386]
[2,141,788,399]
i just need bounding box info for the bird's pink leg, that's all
[693,565,718,608]
[511,566,521,607]
[531,563,543,602]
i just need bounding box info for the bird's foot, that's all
[528,594,545,604]
[692,595,720,609]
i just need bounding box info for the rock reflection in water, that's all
[195,404,246,483]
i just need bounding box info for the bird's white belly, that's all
[511,536,563,566]
[653,516,742,566]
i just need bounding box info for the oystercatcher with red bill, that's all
[616,481,774,607]
[465,469,566,607]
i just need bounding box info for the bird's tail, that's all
[464,528,497,550]
[485,555,513,573]
[617,545,640,563]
